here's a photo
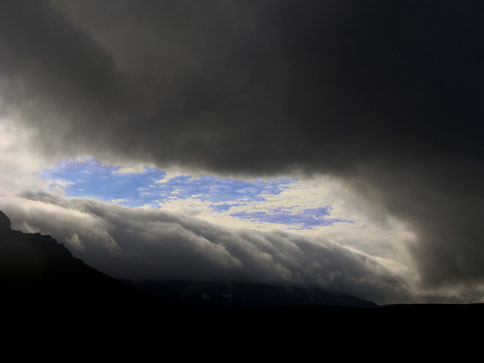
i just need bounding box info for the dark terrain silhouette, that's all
[133,280,376,308]
[0,210,146,313]
[1,209,483,331]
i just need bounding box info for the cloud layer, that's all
[0,1,483,296]
[0,192,409,304]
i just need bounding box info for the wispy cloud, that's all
[40,158,357,230]
[232,207,354,230]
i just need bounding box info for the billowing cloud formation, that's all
[0,192,410,303]
[0,1,483,295]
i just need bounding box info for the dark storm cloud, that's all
[0,0,124,157]
[1,1,484,292]
[0,192,409,303]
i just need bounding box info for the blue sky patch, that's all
[41,157,295,208]
[40,158,354,229]
[154,174,295,204]
[40,158,166,207]
[231,207,354,229]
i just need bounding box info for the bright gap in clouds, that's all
[0,122,415,302]
[40,157,354,230]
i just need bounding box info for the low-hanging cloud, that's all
[0,192,410,304]
[0,1,483,296]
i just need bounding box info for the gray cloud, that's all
[0,192,409,304]
[0,1,483,294]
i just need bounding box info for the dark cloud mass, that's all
[0,1,483,293]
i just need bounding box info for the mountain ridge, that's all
[0,210,145,312]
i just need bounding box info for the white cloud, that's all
[156,175,415,272]
[0,192,413,303]
[0,119,52,196]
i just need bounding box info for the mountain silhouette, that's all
[133,280,377,309]
[0,210,144,312]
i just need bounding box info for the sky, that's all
[40,156,355,229]
[0,0,483,304]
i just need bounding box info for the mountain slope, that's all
[0,210,143,311]
[133,280,377,309]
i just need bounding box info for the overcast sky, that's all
[0,0,483,304]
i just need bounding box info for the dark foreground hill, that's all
[133,280,376,308]
[0,210,146,313]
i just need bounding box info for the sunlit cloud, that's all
[40,157,356,230]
